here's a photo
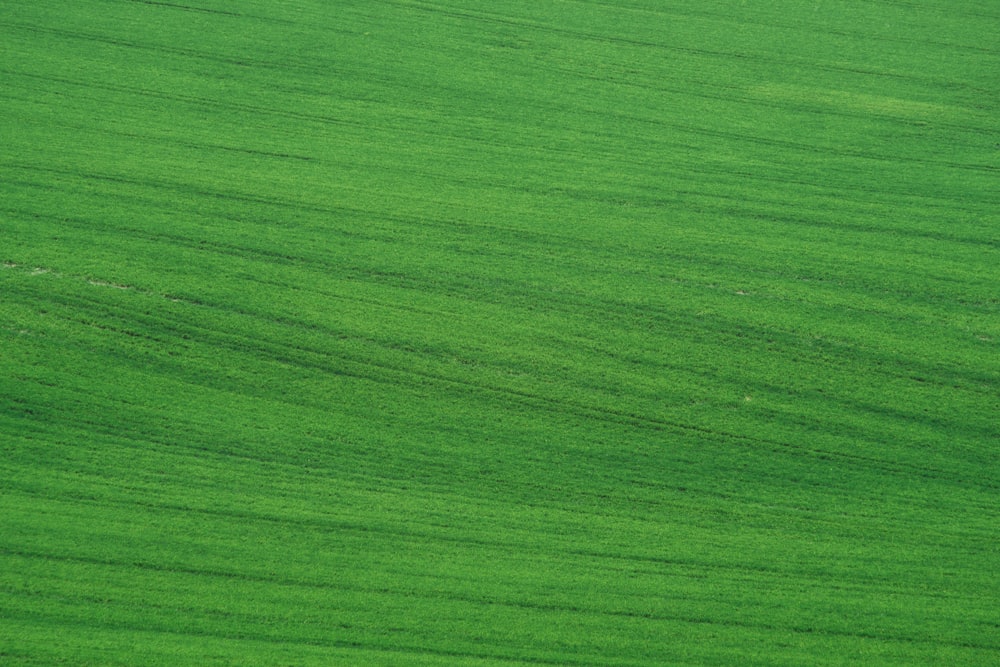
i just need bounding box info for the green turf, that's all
[1,0,998,664]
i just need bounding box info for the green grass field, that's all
[2,1,998,664]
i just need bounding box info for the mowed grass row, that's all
[2,0,998,665]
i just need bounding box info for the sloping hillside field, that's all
[2,1,998,664]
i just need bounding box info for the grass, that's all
[1,0,998,664]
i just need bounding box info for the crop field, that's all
[1,0,998,665]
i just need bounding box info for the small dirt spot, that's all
[88,279,130,289]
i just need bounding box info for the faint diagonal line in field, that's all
[6,63,997,190]
[8,190,997,403]
[390,0,1000,91]
[120,0,246,18]
[6,158,998,290]
[568,0,1000,55]
[0,25,340,90]
[65,124,319,161]
[0,573,602,666]
[3,544,997,651]
[0,68,361,128]
[6,251,989,493]
[42,280,978,487]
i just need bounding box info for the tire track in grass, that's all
[5,246,993,491]
[4,542,996,654]
[86,0,298,25]
[7,94,997,248]
[0,69,365,130]
[117,0,247,19]
[13,400,987,559]
[7,342,992,568]
[9,38,995,171]
[5,438,992,656]
[6,237,994,483]
[5,165,995,326]
[0,21,279,68]
[0,603,597,666]
[3,10,996,166]
[9,412,995,560]
[5,521,995,643]
[21,287,985,491]
[17,122,319,162]
[10,29,994,193]
[390,0,998,94]
[5,412,992,588]
[565,0,1000,55]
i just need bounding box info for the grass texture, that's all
[1,1,998,664]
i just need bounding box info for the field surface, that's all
[2,1,998,665]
